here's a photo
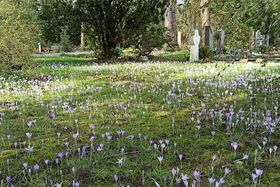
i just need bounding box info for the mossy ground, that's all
[0,59,279,186]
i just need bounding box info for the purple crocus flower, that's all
[101,133,105,138]
[113,174,119,183]
[269,148,273,155]
[44,159,49,165]
[26,132,32,139]
[57,132,61,138]
[242,154,249,160]
[116,130,125,136]
[58,152,63,158]
[73,132,79,140]
[208,177,216,184]
[178,154,183,161]
[193,170,201,182]
[273,145,278,152]
[215,177,225,187]
[64,142,70,147]
[157,155,163,163]
[73,181,80,187]
[23,162,28,169]
[33,163,39,171]
[107,134,112,141]
[97,143,104,152]
[82,146,87,157]
[224,167,231,175]
[6,176,11,183]
[171,168,177,176]
[230,141,239,151]
[176,178,181,184]
[181,173,189,186]
[65,151,69,158]
[212,154,217,161]
[129,135,134,141]
[89,136,94,142]
[255,168,263,176]
[252,173,258,182]
[90,143,94,151]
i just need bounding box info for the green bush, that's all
[60,29,72,52]
[149,51,189,62]
[0,0,39,72]
[162,43,174,53]
[137,24,170,56]
[254,45,268,53]
[113,47,124,58]
[199,47,213,63]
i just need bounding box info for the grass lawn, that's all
[0,58,279,186]
[149,51,189,62]
[35,56,96,65]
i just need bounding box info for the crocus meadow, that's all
[0,61,279,186]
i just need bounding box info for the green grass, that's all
[35,56,96,65]
[0,58,279,186]
[149,51,190,62]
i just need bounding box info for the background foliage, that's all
[0,0,40,72]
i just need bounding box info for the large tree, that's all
[0,0,40,71]
[76,0,168,59]
[165,0,178,44]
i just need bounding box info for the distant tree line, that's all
[0,0,279,72]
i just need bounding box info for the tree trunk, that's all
[200,0,210,47]
[101,35,117,60]
[165,0,177,44]
[81,23,85,48]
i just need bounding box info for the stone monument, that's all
[190,30,200,63]
[205,26,213,48]
[255,30,262,46]
[177,31,182,49]
[217,30,225,54]
[38,43,42,53]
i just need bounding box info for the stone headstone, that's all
[254,31,270,47]
[177,31,182,49]
[217,30,225,54]
[250,31,255,49]
[264,35,270,47]
[190,30,200,63]
[38,43,42,53]
[255,30,262,46]
[205,26,212,48]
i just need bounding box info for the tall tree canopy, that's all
[36,0,82,46]
[76,0,169,58]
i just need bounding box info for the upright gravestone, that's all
[250,31,255,49]
[177,31,182,49]
[264,35,270,47]
[205,26,213,48]
[38,43,42,53]
[255,30,262,46]
[190,30,200,63]
[217,30,225,54]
